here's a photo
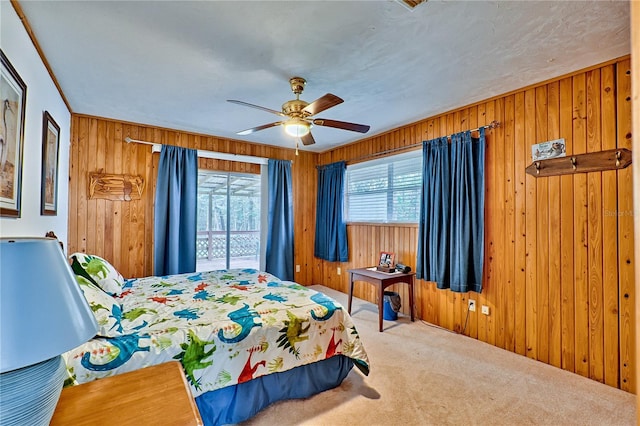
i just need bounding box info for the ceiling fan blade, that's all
[237,121,284,135]
[227,100,286,117]
[312,118,370,133]
[302,94,344,116]
[301,132,316,146]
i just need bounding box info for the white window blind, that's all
[345,149,422,223]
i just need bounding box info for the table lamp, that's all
[0,237,99,425]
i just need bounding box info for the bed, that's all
[63,253,370,425]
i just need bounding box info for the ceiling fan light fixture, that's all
[283,119,310,137]
[229,76,369,146]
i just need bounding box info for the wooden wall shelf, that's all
[525,148,632,177]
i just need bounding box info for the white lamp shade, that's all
[283,119,310,137]
[0,238,99,373]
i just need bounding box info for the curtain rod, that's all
[346,120,500,164]
[123,137,269,165]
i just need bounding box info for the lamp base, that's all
[0,356,66,425]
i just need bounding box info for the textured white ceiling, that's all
[17,0,630,152]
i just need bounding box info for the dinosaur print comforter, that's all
[63,269,370,397]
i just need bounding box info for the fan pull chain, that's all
[295,140,299,156]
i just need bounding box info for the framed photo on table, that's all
[41,111,60,215]
[0,49,27,218]
[378,251,395,268]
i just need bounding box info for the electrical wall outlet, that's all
[296,264,300,273]
[468,299,476,312]
[337,267,341,275]
[481,305,490,315]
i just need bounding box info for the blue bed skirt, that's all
[195,355,354,426]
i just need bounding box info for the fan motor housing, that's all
[282,99,309,117]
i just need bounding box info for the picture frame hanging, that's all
[41,111,60,215]
[0,49,27,218]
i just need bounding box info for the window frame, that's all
[344,149,422,225]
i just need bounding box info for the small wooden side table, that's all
[50,361,203,425]
[348,267,415,332]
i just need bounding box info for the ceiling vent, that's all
[394,0,428,11]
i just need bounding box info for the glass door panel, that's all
[196,171,261,272]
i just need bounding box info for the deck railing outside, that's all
[196,230,260,261]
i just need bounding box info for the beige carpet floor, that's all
[240,285,636,426]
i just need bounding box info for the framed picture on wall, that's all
[0,49,27,218]
[41,111,60,215]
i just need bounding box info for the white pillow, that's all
[70,252,125,296]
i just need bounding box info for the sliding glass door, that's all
[196,171,261,271]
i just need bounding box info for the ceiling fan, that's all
[227,77,370,146]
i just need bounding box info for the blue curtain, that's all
[416,137,450,287]
[449,128,485,293]
[265,159,294,281]
[153,145,198,276]
[416,128,485,293]
[314,161,348,262]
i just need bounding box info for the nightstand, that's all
[50,361,203,425]
[348,267,415,332]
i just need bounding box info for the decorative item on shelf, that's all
[376,251,395,272]
[88,171,145,201]
[525,148,632,178]
[0,237,99,426]
[531,138,566,161]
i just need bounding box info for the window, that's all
[345,150,422,223]
[196,171,262,271]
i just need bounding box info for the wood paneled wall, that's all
[67,115,318,284]
[632,2,640,409]
[316,58,635,392]
[68,58,634,393]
